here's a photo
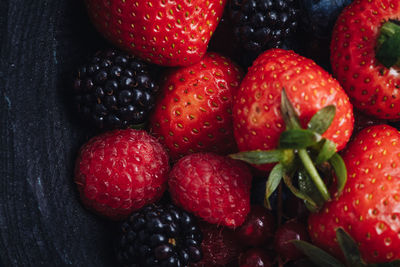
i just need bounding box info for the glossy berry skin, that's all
[115,204,202,267]
[299,0,351,38]
[192,221,243,267]
[73,49,158,130]
[168,153,252,228]
[74,129,169,220]
[331,0,400,119]
[235,205,275,247]
[150,53,243,161]
[308,125,400,263]
[238,248,273,267]
[274,219,309,261]
[84,0,226,66]
[233,49,354,170]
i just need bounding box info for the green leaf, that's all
[376,33,400,68]
[265,163,284,209]
[315,139,337,164]
[376,21,400,68]
[279,129,321,149]
[298,149,331,202]
[298,170,325,208]
[336,228,365,267]
[229,150,283,165]
[308,105,336,134]
[329,153,347,195]
[282,173,319,212]
[292,240,346,267]
[281,149,295,168]
[280,88,301,130]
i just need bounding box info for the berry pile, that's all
[67,0,400,266]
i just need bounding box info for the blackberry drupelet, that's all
[229,0,299,56]
[115,204,203,267]
[73,49,158,130]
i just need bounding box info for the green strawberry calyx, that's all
[376,20,400,69]
[230,89,347,212]
[293,228,400,267]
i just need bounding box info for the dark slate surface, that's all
[0,0,116,266]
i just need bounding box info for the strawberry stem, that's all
[376,20,400,68]
[298,149,331,201]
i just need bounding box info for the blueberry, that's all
[299,0,352,38]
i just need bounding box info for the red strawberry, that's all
[191,221,243,267]
[233,48,354,165]
[168,153,252,228]
[150,52,243,161]
[84,0,226,66]
[230,48,354,211]
[74,129,169,220]
[331,0,400,120]
[308,125,400,263]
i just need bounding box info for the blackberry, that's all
[229,0,299,56]
[73,49,158,130]
[115,204,203,267]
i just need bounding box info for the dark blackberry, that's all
[73,49,159,130]
[229,0,300,57]
[115,204,203,267]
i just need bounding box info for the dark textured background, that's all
[0,0,116,266]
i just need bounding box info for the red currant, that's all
[235,205,275,247]
[273,219,309,261]
[238,248,273,267]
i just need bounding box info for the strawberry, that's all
[233,48,353,159]
[149,52,243,161]
[308,125,400,263]
[84,0,226,66]
[230,48,353,211]
[331,0,400,120]
[74,129,169,220]
[168,153,252,228]
[191,221,243,267]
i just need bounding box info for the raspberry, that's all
[74,129,169,220]
[168,153,252,228]
[192,221,243,267]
